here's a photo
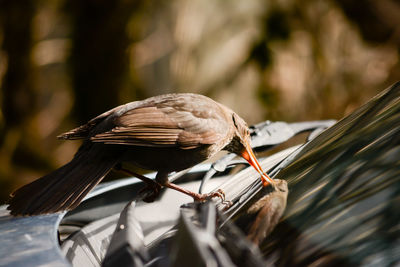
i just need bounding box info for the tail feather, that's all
[7,144,120,216]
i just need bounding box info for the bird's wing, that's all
[58,104,128,140]
[90,99,230,149]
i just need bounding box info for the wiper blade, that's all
[199,120,335,193]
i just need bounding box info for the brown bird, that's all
[7,93,275,216]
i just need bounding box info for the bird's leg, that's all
[156,172,226,203]
[114,164,161,202]
[114,163,158,186]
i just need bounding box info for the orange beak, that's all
[241,140,275,187]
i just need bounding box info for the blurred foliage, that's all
[0,0,399,203]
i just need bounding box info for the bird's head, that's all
[225,112,275,187]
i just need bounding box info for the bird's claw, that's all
[207,189,226,201]
[221,200,233,211]
[198,188,224,202]
[209,189,234,211]
[195,189,233,211]
[195,188,229,204]
[140,182,162,202]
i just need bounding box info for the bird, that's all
[7,93,275,216]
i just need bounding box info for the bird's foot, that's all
[194,189,233,210]
[140,182,162,202]
[194,189,226,203]
[221,199,233,211]
[115,165,163,202]
[159,180,230,206]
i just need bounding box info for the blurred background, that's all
[0,0,399,203]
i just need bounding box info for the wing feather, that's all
[91,100,230,149]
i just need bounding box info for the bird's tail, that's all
[7,143,120,216]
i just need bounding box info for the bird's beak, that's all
[241,140,275,187]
